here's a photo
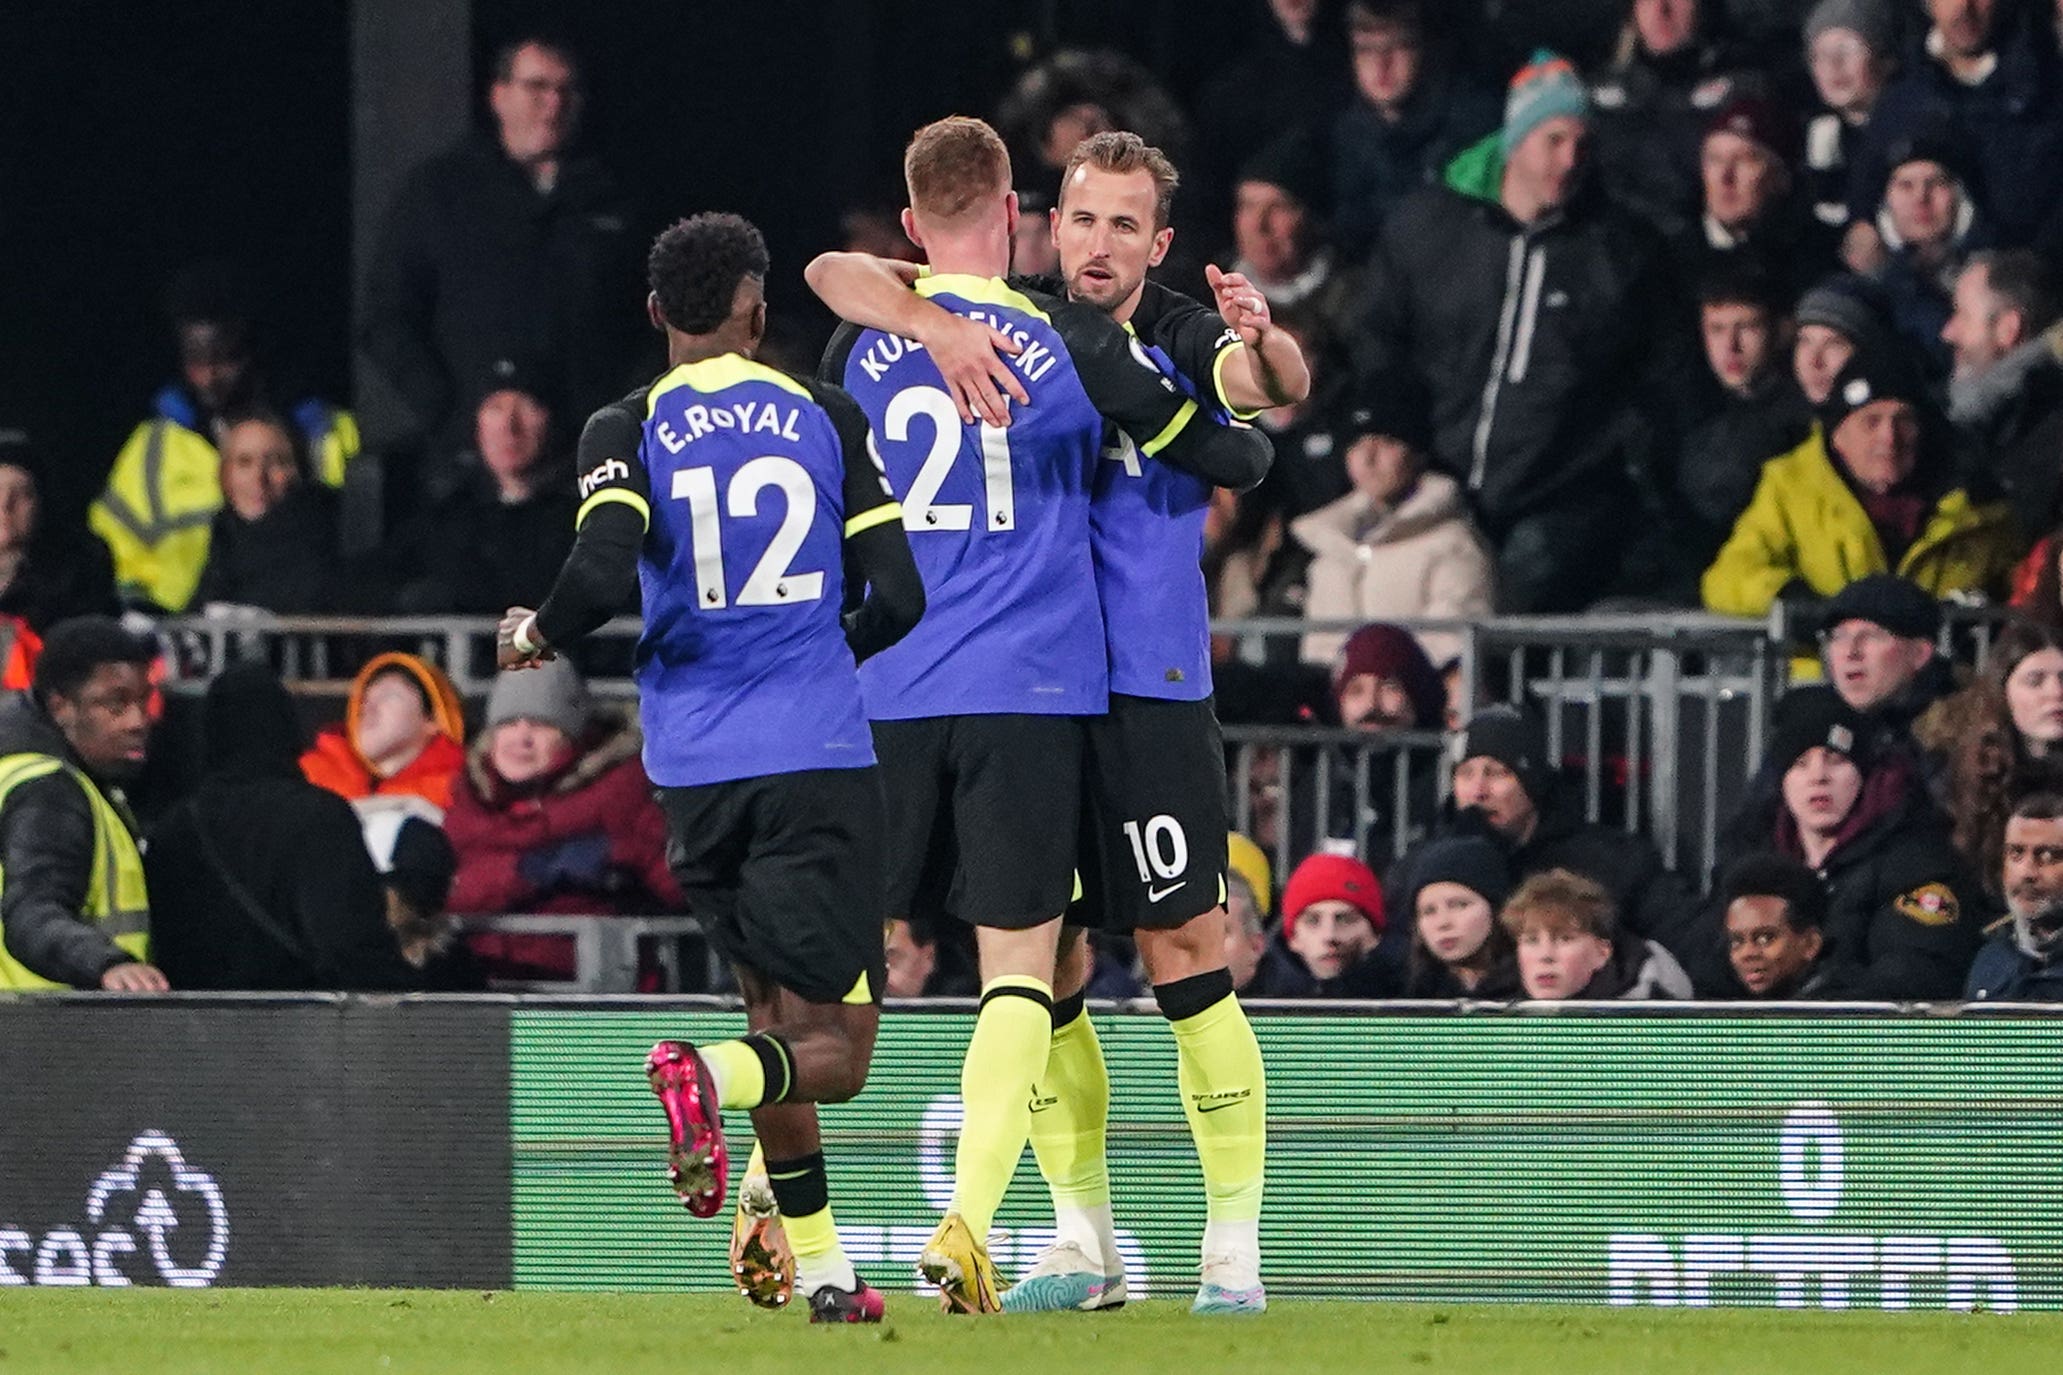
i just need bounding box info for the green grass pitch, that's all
[3,1291,2061,1375]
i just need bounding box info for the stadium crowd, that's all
[10,0,2063,1002]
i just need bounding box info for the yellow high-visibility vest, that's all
[0,753,150,990]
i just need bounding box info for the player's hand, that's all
[918,313,1029,428]
[1207,264,1272,348]
[497,607,555,670]
[101,961,169,993]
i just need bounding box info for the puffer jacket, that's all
[447,708,682,981]
[299,653,468,811]
[1701,428,2023,616]
[1290,471,1494,668]
[1357,135,1677,536]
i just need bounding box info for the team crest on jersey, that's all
[1893,883,1959,927]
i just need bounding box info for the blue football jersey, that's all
[1096,281,1260,701]
[572,356,898,787]
[825,276,1169,719]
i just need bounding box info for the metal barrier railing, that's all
[145,610,1819,884]
[450,913,715,993]
[1224,725,1449,881]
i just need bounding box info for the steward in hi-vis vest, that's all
[0,618,163,992]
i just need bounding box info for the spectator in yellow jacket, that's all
[1702,344,2021,618]
[90,261,359,614]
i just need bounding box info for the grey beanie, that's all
[1804,0,1895,56]
[486,656,592,739]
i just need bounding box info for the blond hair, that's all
[1499,868,1616,940]
[904,116,1012,224]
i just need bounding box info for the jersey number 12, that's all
[671,455,825,609]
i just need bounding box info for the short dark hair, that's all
[2011,792,2063,825]
[1060,130,1182,232]
[35,617,156,701]
[215,405,309,479]
[1719,853,1828,931]
[490,35,579,86]
[1970,249,2060,336]
[1346,0,1425,36]
[647,213,770,335]
[1698,264,1786,316]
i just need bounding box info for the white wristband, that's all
[512,614,542,656]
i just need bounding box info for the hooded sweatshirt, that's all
[146,662,419,991]
[300,652,467,809]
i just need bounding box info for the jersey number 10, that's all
[671,455,825,609]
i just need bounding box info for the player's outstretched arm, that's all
[502,403,648,669]
[1205,264,1310,412]
[1052,299,1274,492]
[817,382,925,662]
[804,251,1028,427]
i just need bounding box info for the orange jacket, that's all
[299,652,467,810]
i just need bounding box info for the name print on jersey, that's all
[653,400,805,455]
[855,313,1061,385]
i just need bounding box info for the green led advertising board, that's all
[511,1010,2063,1309]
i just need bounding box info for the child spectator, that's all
[1400,834,1520,998]
[1718,852,1835,997]
[1255,852,1401,997]
[1505,867,1692,1000]
[300,653,467,811]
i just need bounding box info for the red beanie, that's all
[1280,853,1385,940]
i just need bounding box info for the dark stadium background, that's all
[0,0,1633,529]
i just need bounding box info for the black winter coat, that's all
[0,694,143,987]
[1357,179,1679,534]
[190,484,341,614]
[1716,784,1985,1001]
[144,663,419,992]
[359,134,642,448]
[1250,931,1403,999]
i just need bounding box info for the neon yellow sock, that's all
[746,1140,767,1179]
[699,1039,768,1111]
[1028,1007,1110,1211]
[784,1202,841,1263]
[1170,992,1267,1224]
[950,975,1054,1237]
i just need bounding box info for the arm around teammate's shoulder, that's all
[1049,299,1273,491]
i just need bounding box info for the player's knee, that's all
[1151,966,1235,1023]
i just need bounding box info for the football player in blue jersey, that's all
[497,212,924,1324]
[807,131,1309,1316]
[815,117,1271,1314]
